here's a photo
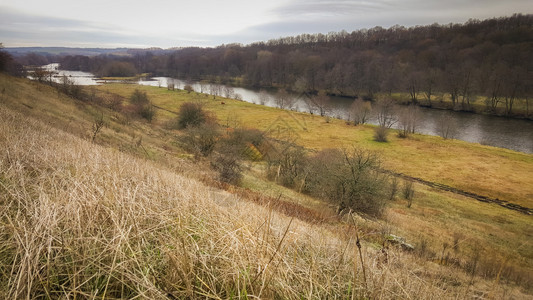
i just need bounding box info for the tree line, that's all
[6,14,533,117]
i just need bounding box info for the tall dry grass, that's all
[0,104,527,299]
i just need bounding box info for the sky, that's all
[1,0,531,48]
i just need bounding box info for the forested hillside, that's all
[6,14,532,117]
[51,15,533,114]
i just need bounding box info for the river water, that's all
[42,64,533,154]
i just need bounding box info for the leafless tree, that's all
[375,97,397,129]
[209,84,222,99]
[274,89,296,110]
[397,105,420,138]
[223,86,235,99]
[350,98,372,125]
[422,68,439,107]
[306,91,331,116]
[199,81,208,93]
[436,112,458,139]
[183,84,194,93]
[374,97,397,142]
[30,67,53,83]
[167,78,175,90]
[258,90,270,105]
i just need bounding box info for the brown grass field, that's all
[1,74,532,298]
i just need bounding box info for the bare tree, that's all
[199,81,208,93]
[223,86,235,99]
[30,67,53,83]
[306,91,331,116]
[374,97,397,142]
[436,112,458,139]
[258,90,270,105]
[183,84,194,93]
[350,98,372,125]
[375,97,397,129]
[209,84,222,99]
[397,105,420,138]
[422,68,439,107]
[406,70,422,104]
[167,78,175,90]
[274,89,296,110]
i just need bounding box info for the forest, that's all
[6,14,533,117]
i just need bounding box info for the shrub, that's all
[179,123,220,158]
[374,126,389,142]
[305,148,387,217]
[129,89,155,122]
[210,151,243,184]
[266,142,308,188]
[176,102,210,129]
[389,177,399,200]
[183,84,194,93]
[222,128,265,160]
[436,113,458,139]
[130,89,149,105]
[209,128,266,185]
[403,180,415,207]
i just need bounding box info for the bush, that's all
[183,84,194,93]
[266,143,308,188]
[403,180,415,207]
[374,126,389,142]
[129,89,155,122]
[210,151,243,184]
[179,123,220,158]
[209,128,266,185]
[305,148,387,217]
[176,102,210,129]
[130,89,149,105]
[389,177,399,200]
[221,128,265,160]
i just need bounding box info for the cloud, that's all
[274,0,392,17]
[1,1,531,48]
[235,0,533,42]
[0,7,186,48]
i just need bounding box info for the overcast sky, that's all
[1,0,531,48]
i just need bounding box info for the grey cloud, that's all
[274,0,393,17]
[0,7,162,47]
[1,1,531,49]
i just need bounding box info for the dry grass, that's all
[2,85,531,298]
[94,83,533,208]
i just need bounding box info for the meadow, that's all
[1,74,532,298]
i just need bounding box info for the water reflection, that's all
[139,77,533,154]
[38,65,533,154]
[43,63,100,85]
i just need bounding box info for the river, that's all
[41,64,533,154]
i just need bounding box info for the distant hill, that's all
[5,47,177,57]
[5,47,132,57]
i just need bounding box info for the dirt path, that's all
[387,170,533,215]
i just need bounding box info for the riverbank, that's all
[95,83,533,209]
[31,64,533,153]
[159,73,533,121]
[140,76,533,153]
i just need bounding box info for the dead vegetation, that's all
[0,76,532,298]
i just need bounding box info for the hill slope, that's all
[0,74,532,298]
